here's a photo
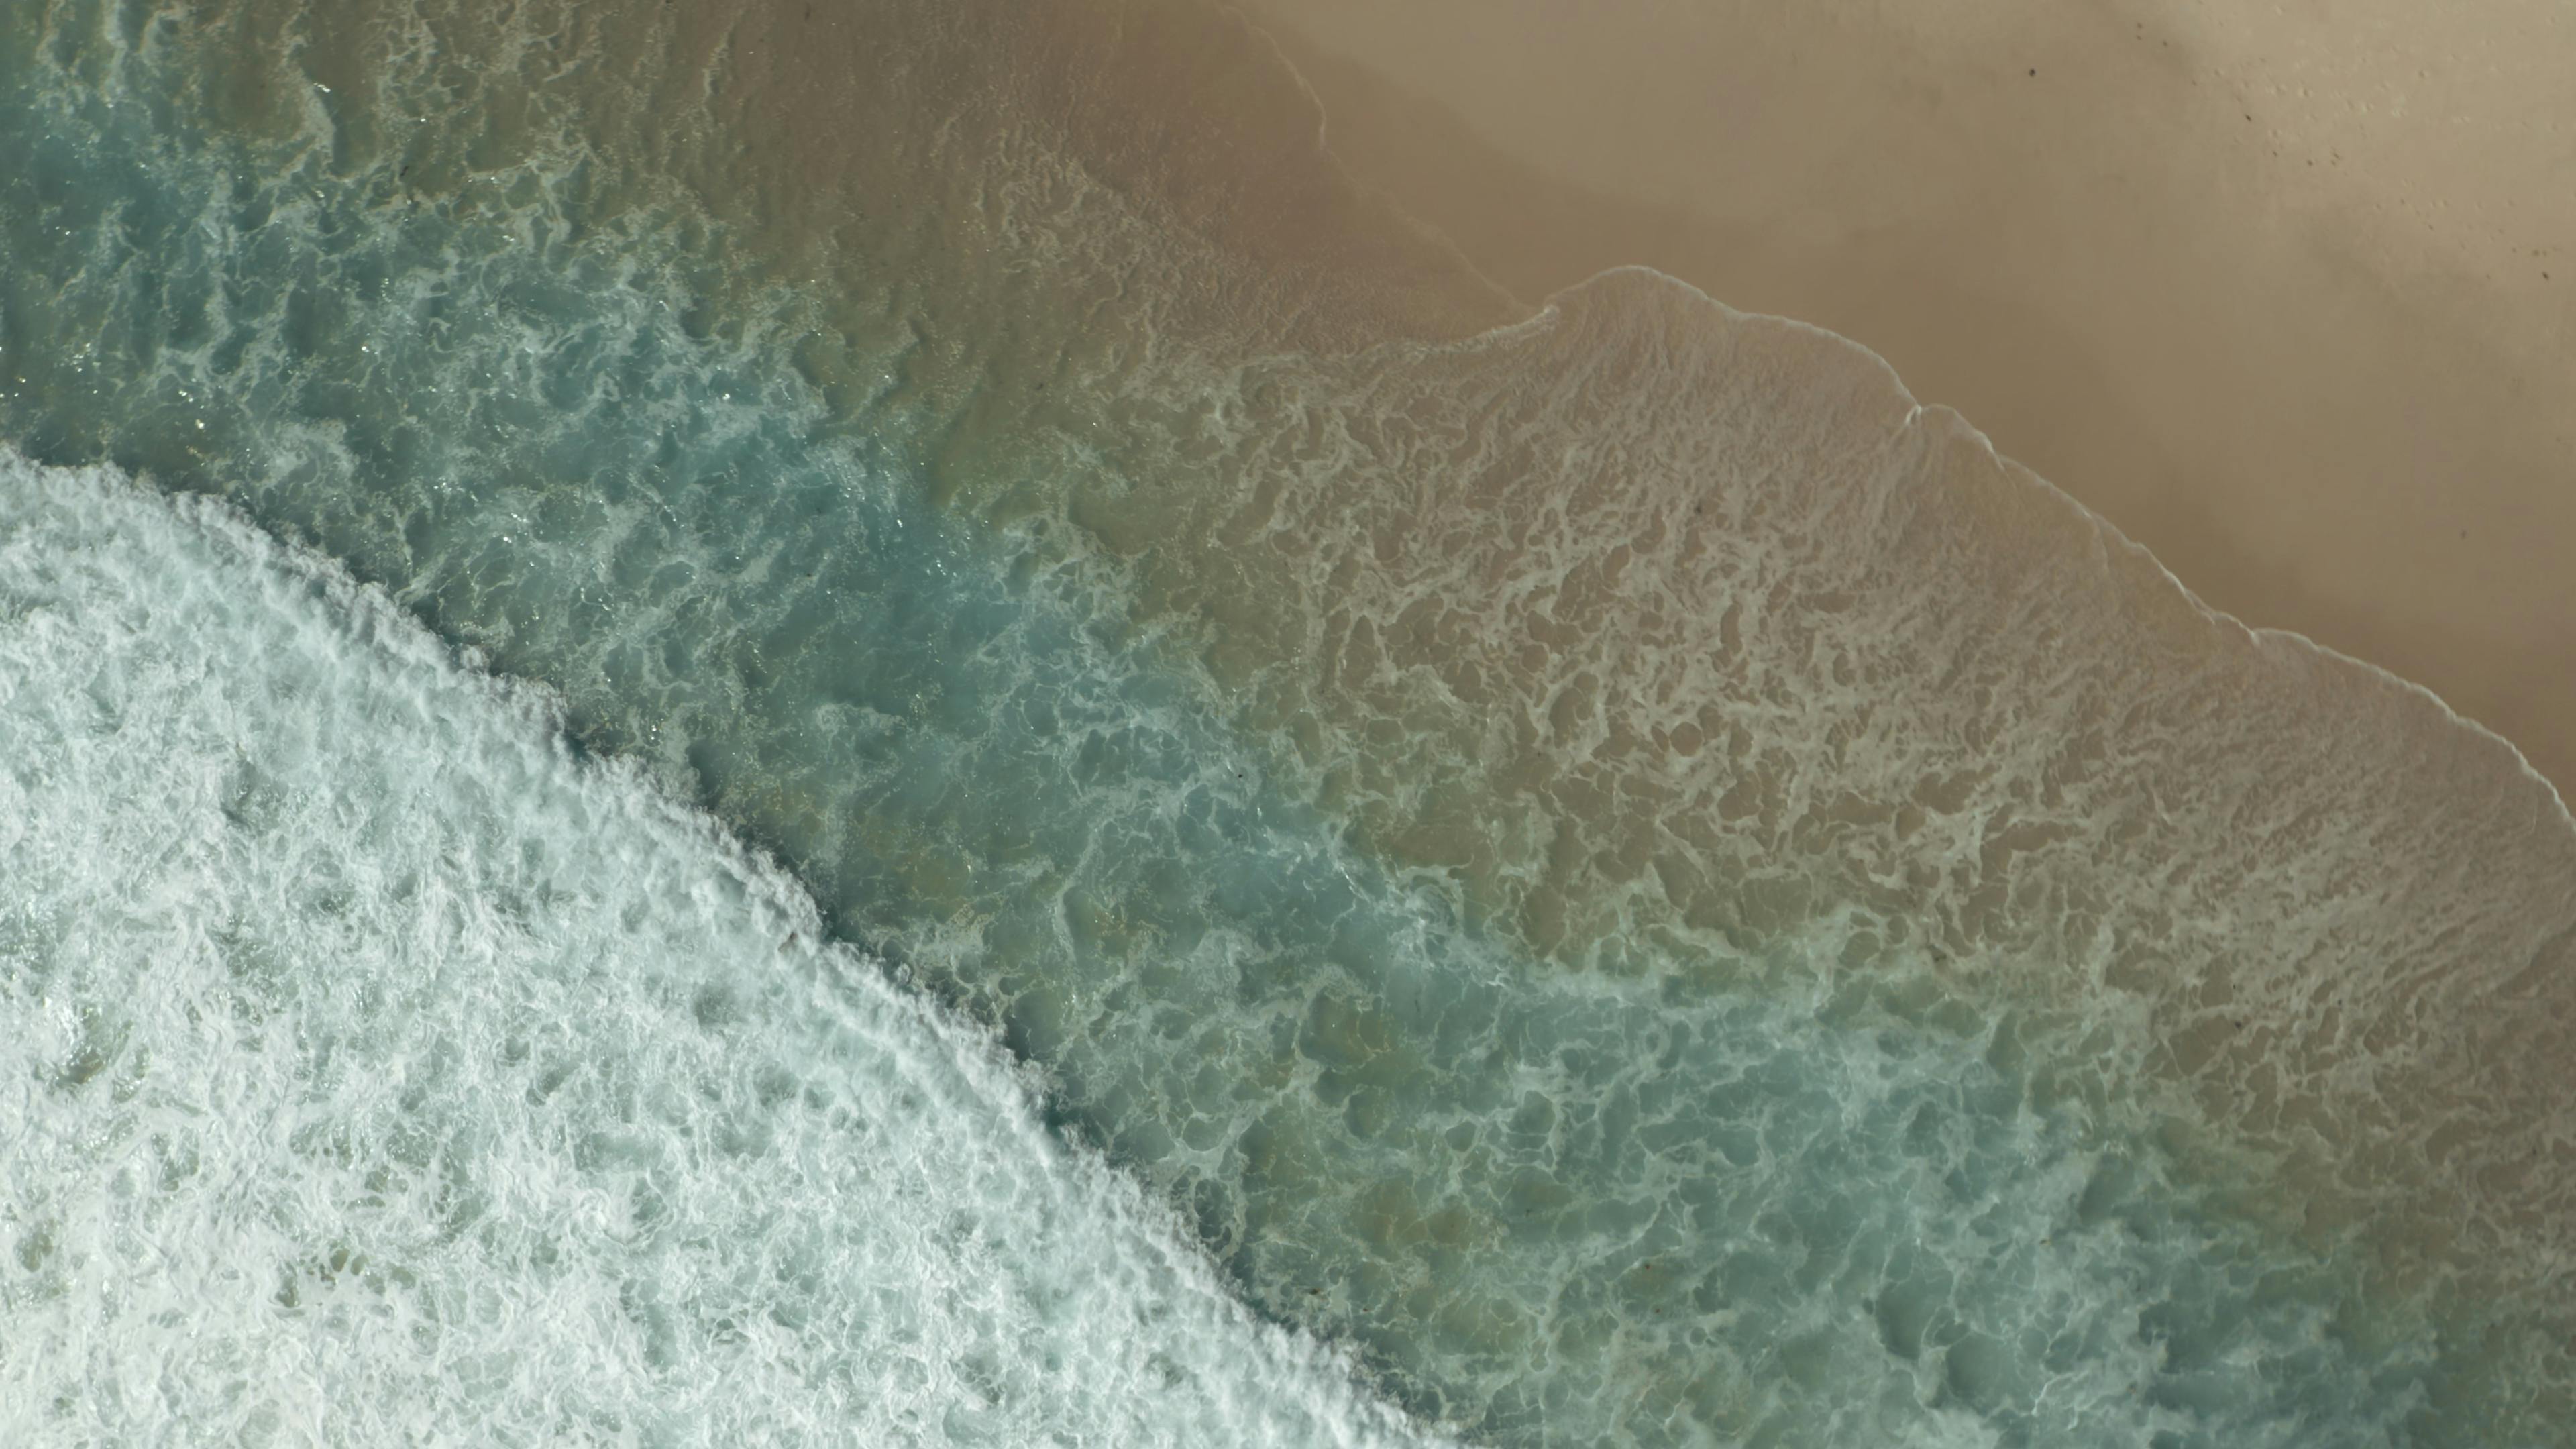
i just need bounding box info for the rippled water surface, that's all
[3,2,2572,1445]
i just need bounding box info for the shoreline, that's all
[1498,265,2576,825]
[1236,0,2576,799]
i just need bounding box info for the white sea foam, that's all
[0,451,1448,1448]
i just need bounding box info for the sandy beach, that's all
[1241,0,2576,796]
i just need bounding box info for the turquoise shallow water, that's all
[3,2,2572,1446]
[1,455,1444,1449]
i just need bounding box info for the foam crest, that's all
[0,453,1445,1449]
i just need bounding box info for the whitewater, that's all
[0,455,1446,1448]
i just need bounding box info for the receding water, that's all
[2,1,2571,1446]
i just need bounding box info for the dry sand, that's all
[1237,0,2576,796]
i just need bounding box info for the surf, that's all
[0,452,1451,1448]
[3,0,2571,1442]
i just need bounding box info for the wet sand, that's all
[1240,0,2576,798]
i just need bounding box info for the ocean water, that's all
[0,455,1444,1449]
[3,1,2573,1446]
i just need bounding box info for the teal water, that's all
[3,2,2571,1446]
[1,454,1444,1449]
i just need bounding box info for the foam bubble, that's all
[0,453,1447,1449]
